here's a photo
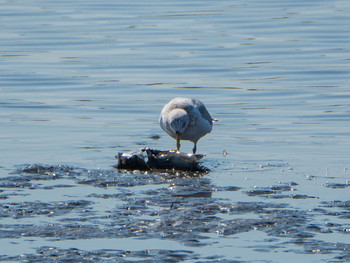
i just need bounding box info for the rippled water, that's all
[1,0,350,262]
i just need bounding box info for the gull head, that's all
[168,108,189,137]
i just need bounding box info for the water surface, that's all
[1,0,350,262]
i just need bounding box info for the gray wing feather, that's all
[193,99,212,126]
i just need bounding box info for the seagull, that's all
[159,97,213,154]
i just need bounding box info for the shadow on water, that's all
[0,164,349,262]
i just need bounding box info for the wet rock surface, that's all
[0,164,349,262]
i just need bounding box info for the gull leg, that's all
[176,132,181,152]
[192,142,197,154]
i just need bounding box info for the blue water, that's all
[1,0,350,262]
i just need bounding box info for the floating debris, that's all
[149,134,161,140]
[115,148,209,172]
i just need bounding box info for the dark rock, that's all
[115,148,209,173]
[115,150,149,170]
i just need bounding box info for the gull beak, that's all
[176,132,180,152]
